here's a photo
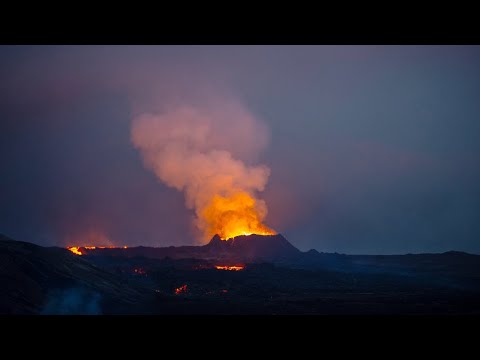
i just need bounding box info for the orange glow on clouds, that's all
[202,192,276,240]
[131,102,276,244]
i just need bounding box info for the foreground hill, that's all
[2,233,480,314]
[0,234,156,314]
[77,233,480,292]
[76,234,300,262]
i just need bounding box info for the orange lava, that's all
[67,247,82,255]
[202,192,276,240]
[175,284,188,295]
[215,265,245,271]
[67,245,128,255]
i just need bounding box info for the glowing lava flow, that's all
[215,265,245,271]
[68,247,82,255]
[202,192,276,240]
[67,246,128,255]
[175,284,188,295]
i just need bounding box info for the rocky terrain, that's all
[2,233,480,315]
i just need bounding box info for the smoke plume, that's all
[131,97,275,242]
[41,287,102,315]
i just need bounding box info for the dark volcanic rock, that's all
[203,234,301,261]
[2,233,480,315]
[0,234,153,314]
[81,233,301,263]
[72,234,480,292]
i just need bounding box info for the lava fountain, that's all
[203,192,276,240]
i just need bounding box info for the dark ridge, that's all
[0,237,156,314]
[2,234,480,315]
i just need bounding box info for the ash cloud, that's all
[131,97,273,242]
[41,287,102,315]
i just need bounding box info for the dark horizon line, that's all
[1,231,478,257]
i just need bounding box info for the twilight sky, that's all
[1,45,480,254]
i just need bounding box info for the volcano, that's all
[3,232,480,315]
[0,234,154,314]
[73,233,301,263]
[204,234,301,261]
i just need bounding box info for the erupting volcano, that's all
[203,192,276,240]
[131,100,276,243]
[66,233,301,264]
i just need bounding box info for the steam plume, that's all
[131,97,275,242]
